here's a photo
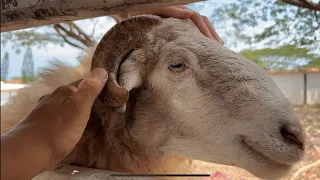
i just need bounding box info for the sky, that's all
[1,17,117,79]
[0,0,314,79]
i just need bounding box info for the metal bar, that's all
[1,0,203,32]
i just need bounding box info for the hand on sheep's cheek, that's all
[1,68,108,180]
[113,5,224,45]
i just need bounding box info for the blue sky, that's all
[1,17,117,79]
[0,0,264,79]
[0,0,312,79]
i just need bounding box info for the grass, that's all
[188,105,320,180]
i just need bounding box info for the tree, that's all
[187,0,319,70]
[1,52,10,81]
[21,47,36,83]
[240,45,320,70]
[207,0,320,50]
[1,1,319,71]
[0,16,116,54]
[3,1,318,52]
[303,57,320,68]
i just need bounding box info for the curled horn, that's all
[91,15,162,111]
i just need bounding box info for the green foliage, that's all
[1,52,10,81]
[213,0,320,50]
[240,45,320,70]
[0,16,115,54]
[303,58,320,68]
[1,28,66,55]
[21,71,36,84]
[188,0,320,70]
[21,47,35,83]
[1,1,318,73]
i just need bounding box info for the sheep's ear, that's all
[90,15,162,113]
[115,58,144,113]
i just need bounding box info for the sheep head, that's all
[90,15,306,179]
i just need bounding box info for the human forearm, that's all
[0,69,107,180]
[1,128,50,180]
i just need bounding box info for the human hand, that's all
[6,68,108,170]
[113,5,224,45]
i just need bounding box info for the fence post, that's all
[303,73,307,105]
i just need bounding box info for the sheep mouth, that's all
[241,138,291,168]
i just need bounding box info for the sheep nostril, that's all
[281,126,305,149]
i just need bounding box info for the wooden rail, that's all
[1,0,202,32]
[33,165,156,180]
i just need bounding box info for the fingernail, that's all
[218,37,224,45]
[90,68,108,80]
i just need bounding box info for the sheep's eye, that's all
[168,63,185,72]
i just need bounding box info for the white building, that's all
[1,81,26,106]
[268,69,320,105]
[1,69,320,106]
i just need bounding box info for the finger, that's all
[202,16,224,45]
[176,6,223,44]
[189,12,213,39]
[158,6,194,18]
[135,6,194,18]
[52,85,78,97]
[70,68,108,110]
[69,79,84,88]
[40,80,83,104]
[176,5,188,9]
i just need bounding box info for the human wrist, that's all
[1,126,52,179]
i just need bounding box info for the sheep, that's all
[1,15,306,179]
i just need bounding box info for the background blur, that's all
[1,0,319,179]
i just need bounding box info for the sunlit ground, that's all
[188,105,320,180]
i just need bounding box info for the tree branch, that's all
[281,0,320,11]
[70,23,96,47]
[53,25,86,50]
[91,19,100,37]
[53,22,96,50]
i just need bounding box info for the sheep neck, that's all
[60,91,190,175]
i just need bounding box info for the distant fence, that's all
[269,72,320,105]
[1,72,319,106]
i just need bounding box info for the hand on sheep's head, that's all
[1,68,108,180]
[113,5,224,45]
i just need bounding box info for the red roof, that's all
[266,68,320,75]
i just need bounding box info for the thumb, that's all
[71,68,108,109]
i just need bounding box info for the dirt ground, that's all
[188,105,320,180]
